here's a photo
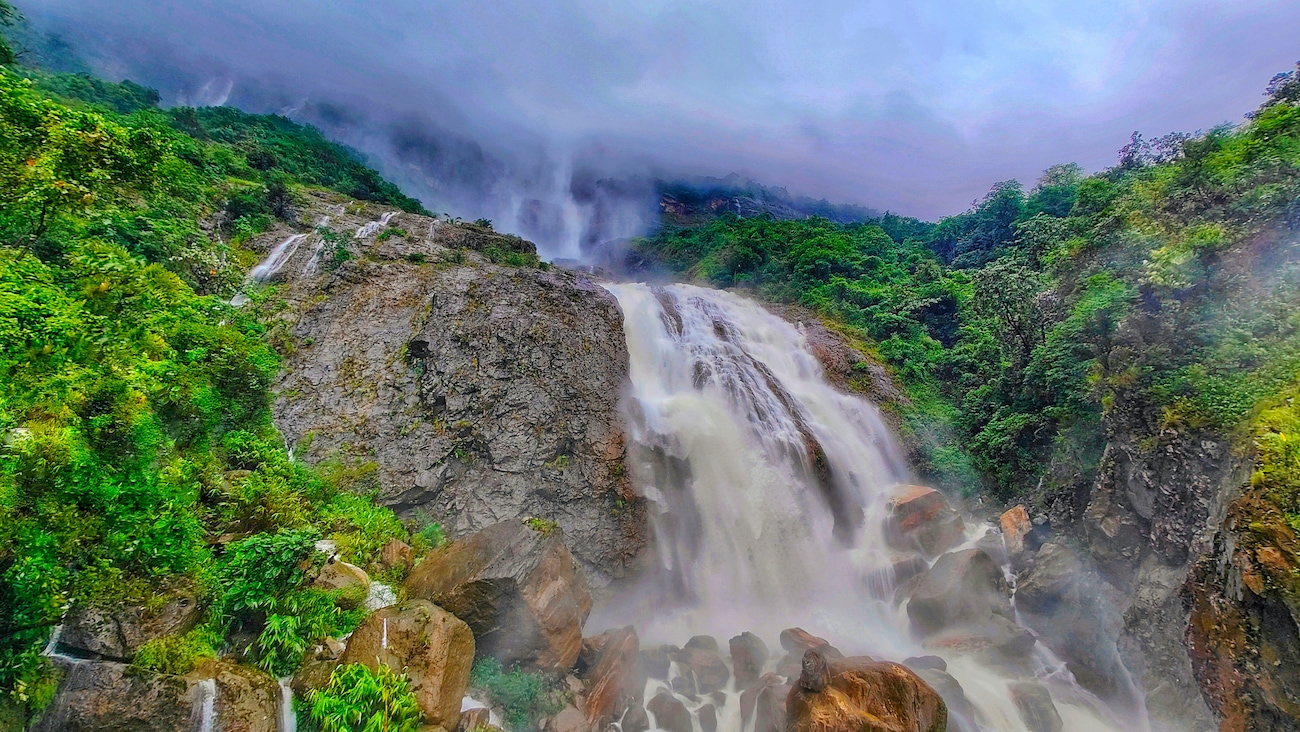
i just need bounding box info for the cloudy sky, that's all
[24,0,1300,220]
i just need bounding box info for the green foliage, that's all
[0,59,418,704]
[470,657,564,732]
[131,626,220,675]
[524,517,559,535]
[308,663,423,732]
[377,227,407,242]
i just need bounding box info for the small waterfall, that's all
[278,677,297,732]
[381,618,388,650]
[603,283,1138,732]
[194,678,217,732]
[364,582,397,611]
[355,211,397,239]
[230,233,308,306]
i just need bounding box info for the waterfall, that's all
[230,233,308,306]
[355,210,397,239]
[604,283,1138,732]
[278,677,297,732]
[194,678,217,732]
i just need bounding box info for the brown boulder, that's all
[671,643,730,694]
[646,692,692,732]
[786,651,948,732]
[729,631,770,690]
[884,485,967,558]
[777,627,842,677]
[898,549,1012,636]
[698,702,717,732]
[999,506,1032,555]
[578,626,641,728]
[739,672,789,732]
[381,537,415,572]
[406,520,592,670]
[57,590,204,662]
[339,599,475,729]
[547,705,591,732]
[921,614,1037,666]
[190,659,279,732]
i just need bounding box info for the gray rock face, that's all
[57,591,203,662]
[253,192,646,585]
[32,660,193,732]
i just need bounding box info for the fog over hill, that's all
[16,0,1300,257]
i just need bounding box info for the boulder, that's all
[671,643,730,694]
[380,537,415,573]
[729,631,770,690]
[31,660,193,732]
[291,638,344,697]
[313,557,370,593]
[547,705,590,732]
[57,590,204,662]
[458,706,494,732]
[1000,506,1033,555]
[406,520,592,670]
[638,645,674,680]
[921,614,1037,666]
[684,635,719,653]
[1014,541,1082,615]
[739,672,789,732]
[902,660,980,732]
[622,702,650,732]
[884,485,967,558]
[1007,681,1064,732]
[698,702,717,732]
[786,651,948,732]
[898,549,1012,636]
[578,626,641,728]
[646,692,692,732]
[776,627,842,677]
[191,659,279,732]
[339,599,475,729]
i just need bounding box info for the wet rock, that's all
[578,626,641,728]
[312,557,370,606]
[798,648,831,692]
[1007,681,1063,732]
[57,590,203,662]
[266,197,644,586]
[776,627,842,677]
[729,631,769,690]
[31,660,193,732]
[622,702,650,732]
[291,639,343,697]
[786,652,948,732]
[898,548,1012,636]
[885,485,967,558]
[638,645,674,680]
[903,661,979,732]
[671,643,730,694]
[458,706,494,732]
[646,692,692,732]
[339,599,475,729]
[698,702,717,732]
[192,659,280,732]
[685,635,719,653]
[547,705,591,732]
[901,655,946,672]
[921,614,1037,666]
[739,672,789,732]
[405,520,592,669]
[1015,541,1081,614]
[1000,505,1033,555]
[380,537,415,573]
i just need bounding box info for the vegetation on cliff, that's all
[632,62,1300,510]
[0,44,419,719]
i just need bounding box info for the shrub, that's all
[308,663,422,732]
[469,658,564,732]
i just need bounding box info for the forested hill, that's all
[0,13,443,726]
[631,65,1300,508]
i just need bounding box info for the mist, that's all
[17,0,1300,257]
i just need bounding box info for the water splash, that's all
[355,211,397,239]
[601,283,1138,732]
[365,582,397,611]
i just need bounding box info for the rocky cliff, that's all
[243,192,647,586]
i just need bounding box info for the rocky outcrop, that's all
[739,672,789,732]
[729,631,769,690]
[898,548,1011,635]
[257,193,645,586]
[885,486,967,558]
[577,626,641,728]
[405,520,592,670]
[646,692,692,732]
[56,590,203,662]
[338,600,475,729]
[785,651,948,732]
[1007,681,1063,732]
[671,637,730,695]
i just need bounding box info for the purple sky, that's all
[23,0,1300,220]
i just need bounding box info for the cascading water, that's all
[194,678,217,732]
[600,283,1142,732]
[278,677,297,732]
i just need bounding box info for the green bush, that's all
[469,658,564,732]
[308,663,422,732]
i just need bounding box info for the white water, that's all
[365,581,398,611]
[278,677,297,732]
[230,233,307,306]
[355,210,397,239]
[461,695,504,728]
[195,678,217,732]
[604,283,1138,732]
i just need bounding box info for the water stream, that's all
[601,283,1142,732]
